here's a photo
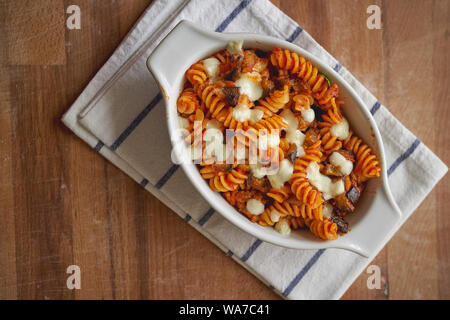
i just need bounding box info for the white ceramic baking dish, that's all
[147,20,402,257]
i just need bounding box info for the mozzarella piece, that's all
[206,119,221,130]
[202,57,220,77]
[330,118,350,140]
[306,161,345,200]
[226,40,244,55]
[232,98,264,123]
[250,161,268,179]
[280,109,305,155]
[275,219,291,235]
[178,116,189,129]
[322,202,334,219]
[329,151,353,175]
[258,132,280,150]
[301,108,315,123]
[246,199,265,215]
[235,72,263,101]
[267,159,294,189]
[270,210,281,223]
[203,127,226,161]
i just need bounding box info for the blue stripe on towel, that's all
[241,239,262,262]
[282,249,326,297]
[215,0,253,32]
[198,208,215,226]
[140,178,149,187]
[286,26,303,42]
[110,93,163,151]
[333,63,342,72]
[155,164,180,189]
[388,139,421,176]
[370,101,381,115]
[94,140,104,151]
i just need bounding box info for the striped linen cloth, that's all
[62,0,447,299]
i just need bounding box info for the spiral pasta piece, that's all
[288,216,307,230]
[318,107,345,154]
[271,201,300,217]
[290,141,324,208]
[255,85,290,118]
[209,167,249,192]
[267,186,291,202]
[270,48,328,95]
[246,114,289,135]
[306,218,338,240]
[320,131,342,155]
[299,203,323,221]
[186,62,208,85]
[292,93,314,112]
[197,84,232,122]
[258,208,278,226]
[343,131,381,181]
[177,88,201,115]
[183,109,205,147]
[314,83,342,111]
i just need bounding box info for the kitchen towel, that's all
[62,0,447,299]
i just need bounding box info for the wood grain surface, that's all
[0,0,448,300]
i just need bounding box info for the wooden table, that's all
[0,0,448,300]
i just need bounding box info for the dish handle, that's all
[147,20,226,97]
[338,180,402,258]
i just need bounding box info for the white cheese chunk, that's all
[270,210,281,223]
[178,116,189,129]
[301,108,315,123]
[235,72,263,101]
[280,109,305,155]
[306,162,345,200]
[267,159,294,189]
[203,127,228,162]
[330,118,349,140]
[258,132,280,150]
[275,219,291,235]
[246,199,265,215]
[226,40,244,55]
[232,98,264,123]
[250,161,268,179]
[329,151,353,175]
[202,57,220,77]
[205,119,221,130]
[322,202,334,219]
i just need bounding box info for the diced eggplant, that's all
[304,127,321,147]
[347,186,361,205]
[248,174,271,193]
[224,68,238,81]
[311,105,326,122]
[222,86,240,106]
[330,215,349,233]
[296,114,310,131]
[336,149,355,162]
[334,193,355,213]
[291,79,311,94]
[254,49,268,58]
